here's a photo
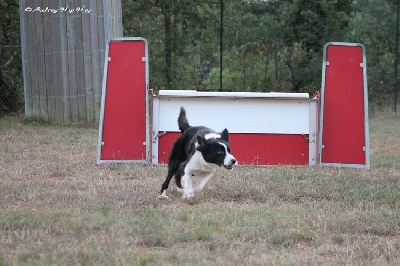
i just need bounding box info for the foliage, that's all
[283,0,352,92]
[122,0,398,106]
[0,0,23,116]
[348,0,397,109]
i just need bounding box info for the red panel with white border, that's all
[98,39,148,163]
[319,43,369,168]
[157,132,309,165]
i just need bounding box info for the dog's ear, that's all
[196,135,206,146]
[221,128,229,142]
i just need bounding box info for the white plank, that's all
[159,90,310,99]
[156,97,313,134]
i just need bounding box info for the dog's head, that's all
[196,129,237,169]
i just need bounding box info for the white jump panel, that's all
[156,92,312,134]
[160,90,310,99]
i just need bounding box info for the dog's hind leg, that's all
[157,159,181,199]
[174,162,185,189]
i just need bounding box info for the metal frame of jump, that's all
[97,39,370,169]
[319,42,370,169]
[97,37,150,164]
[151,90,319,166]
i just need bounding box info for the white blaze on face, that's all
[218,142,237,166]
[204,133,221,140]
[195,133,221,148]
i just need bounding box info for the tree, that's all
[348,0,397,108]
[124,0,222,90]
[121,0,396,107]
[0,0,22,115]
[283,0,352,92]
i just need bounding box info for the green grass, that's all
[20,115,50,126]
[0,113,399,265]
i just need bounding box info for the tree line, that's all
[123,0,397,109]
[0,0,397,115]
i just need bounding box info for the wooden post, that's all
[19,0,123,124]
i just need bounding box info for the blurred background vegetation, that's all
[0,0,23,116]
[0,0,399,116]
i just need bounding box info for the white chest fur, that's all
[180,150,218,198]
[186,150,218,174]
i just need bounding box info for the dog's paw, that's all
[157,194,169,200]
[176,187,184,194]
[157,190,169,200]
[182,191,194,199]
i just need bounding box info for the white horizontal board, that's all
[159,90,310,99]
[156,97,312,134]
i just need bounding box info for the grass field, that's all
[0,113,399,265]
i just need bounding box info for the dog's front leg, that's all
[181,173,194,198]
[193,171,215,193]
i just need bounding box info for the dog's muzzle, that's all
[224,159,237,170]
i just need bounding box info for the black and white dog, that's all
[158,107,237,199]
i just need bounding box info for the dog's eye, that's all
[218,150,224,154]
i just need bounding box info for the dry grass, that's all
[0,113,399,265]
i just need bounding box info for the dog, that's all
[157,107,237,199]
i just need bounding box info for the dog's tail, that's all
[178,107,191,133]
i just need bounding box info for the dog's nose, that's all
[230,159,237,165]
